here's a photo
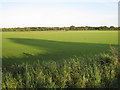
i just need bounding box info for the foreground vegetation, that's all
[2,47,120,88]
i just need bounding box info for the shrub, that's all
[2,52,119,88]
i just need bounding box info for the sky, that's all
[0,0,119,28]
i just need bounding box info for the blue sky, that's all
[0,0,119,28]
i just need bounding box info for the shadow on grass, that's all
[3,38,118,67]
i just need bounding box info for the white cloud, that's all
[1,6,117,28]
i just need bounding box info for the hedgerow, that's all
[2,51,119,88]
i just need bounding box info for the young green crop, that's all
[2,31,118,67]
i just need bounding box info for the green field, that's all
[2,31,118,67]
[2,31,119,88]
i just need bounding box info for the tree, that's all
[70,25,75,30]
[110,26,115,30]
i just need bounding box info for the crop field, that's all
[2,31,120,88]
[2,31,118,67]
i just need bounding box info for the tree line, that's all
[1,26,119,32]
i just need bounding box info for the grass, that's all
[2,31,118,67]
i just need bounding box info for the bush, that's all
[2,52,119,88]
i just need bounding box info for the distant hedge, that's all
[1,26,119,32]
